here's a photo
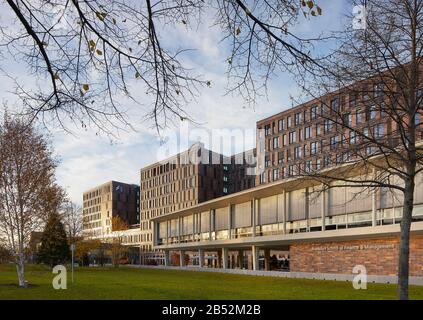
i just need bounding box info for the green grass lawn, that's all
[1,264,423,300]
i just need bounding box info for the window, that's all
[273,169,279,181]
[223,187,228,194]
[289,131,296,144]
[349,131,357,144]
[321,102,327,115]
[330,136,338,150]
[282,134,287,146]
[369,105,377,120]
[374,83,383,97]
[305,126,311,139]
[330,98,339,112]
[374,123,384,138]
[278,152,284,164]
[298,128,303,142]
[324,155,331,167]
[316,159,322,170]
[311,141,318,155]
[324,119,332,132]
[278,119,285,131]
[288,165,295,176]
[356,109,363,124]
[295,112,302,126]
[303,144,309,156]
[305,161,312,173]
[311,105,318,119]
[282,167,287,179]
[287,116,292,128]
[265,155,270,167]
[273,137,279,149]
[265,124,271,136]
[294,146,302,159]
[260,173,265,184]
[363,127,369,137]
[316,123,321,135]
[416,113,421,125]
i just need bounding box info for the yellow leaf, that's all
[307,1,314,9]
[96,49,103,55]
[135,71,140,78]
[83,84,89,91]
[317,6,322,15]
[236,27,241,36]
[96,12,105,21]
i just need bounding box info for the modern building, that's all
[151,161,423,281]
[227,149,257,194]
[82,181,140,238]
[138,143,256,264]
[255,82,400,186]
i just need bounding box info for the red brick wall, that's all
[290,235,423,276]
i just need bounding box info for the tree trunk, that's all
[16,254,26,287]
[397,178,415,300]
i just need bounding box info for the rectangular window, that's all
[350,131,357,144]
[287,116,292,128]
[305,126,311,139]
[273,169,279,181]
[294,146,302,159]
[278,119,284,131]
[273,137,279,149]
[375,123,384,138]
[330,98,339,112]
[316,123,321,135]
[311,105,318,119]
[265,124,271,136]
[311,142,318,155]
[282,134,287,146]
[278,152,284,164]
[295,112,302,126]
[289,131,296,144]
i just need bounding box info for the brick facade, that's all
[290,235,423,276]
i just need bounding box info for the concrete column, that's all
[228,204,232,239]
[282,191,287,234]
[178,216,182,243]
[198,249,204,268]
[372,189,377,227]
[152,221,157,246]
[222,247,228,269]
[164,250,170,267]
[321,189,326,231]
[179,250,184,267]
[252,245,259,271]
[305,187,310,231]
[252,199,256,237]
[264,248,271,271]
[209,209,213,240]
[166,220,169,245]
[217,249,222,268]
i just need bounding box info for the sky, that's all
[0,1,351,204]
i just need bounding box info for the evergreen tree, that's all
[37,214,70,267]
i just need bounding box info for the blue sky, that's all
[0,1,351,204]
